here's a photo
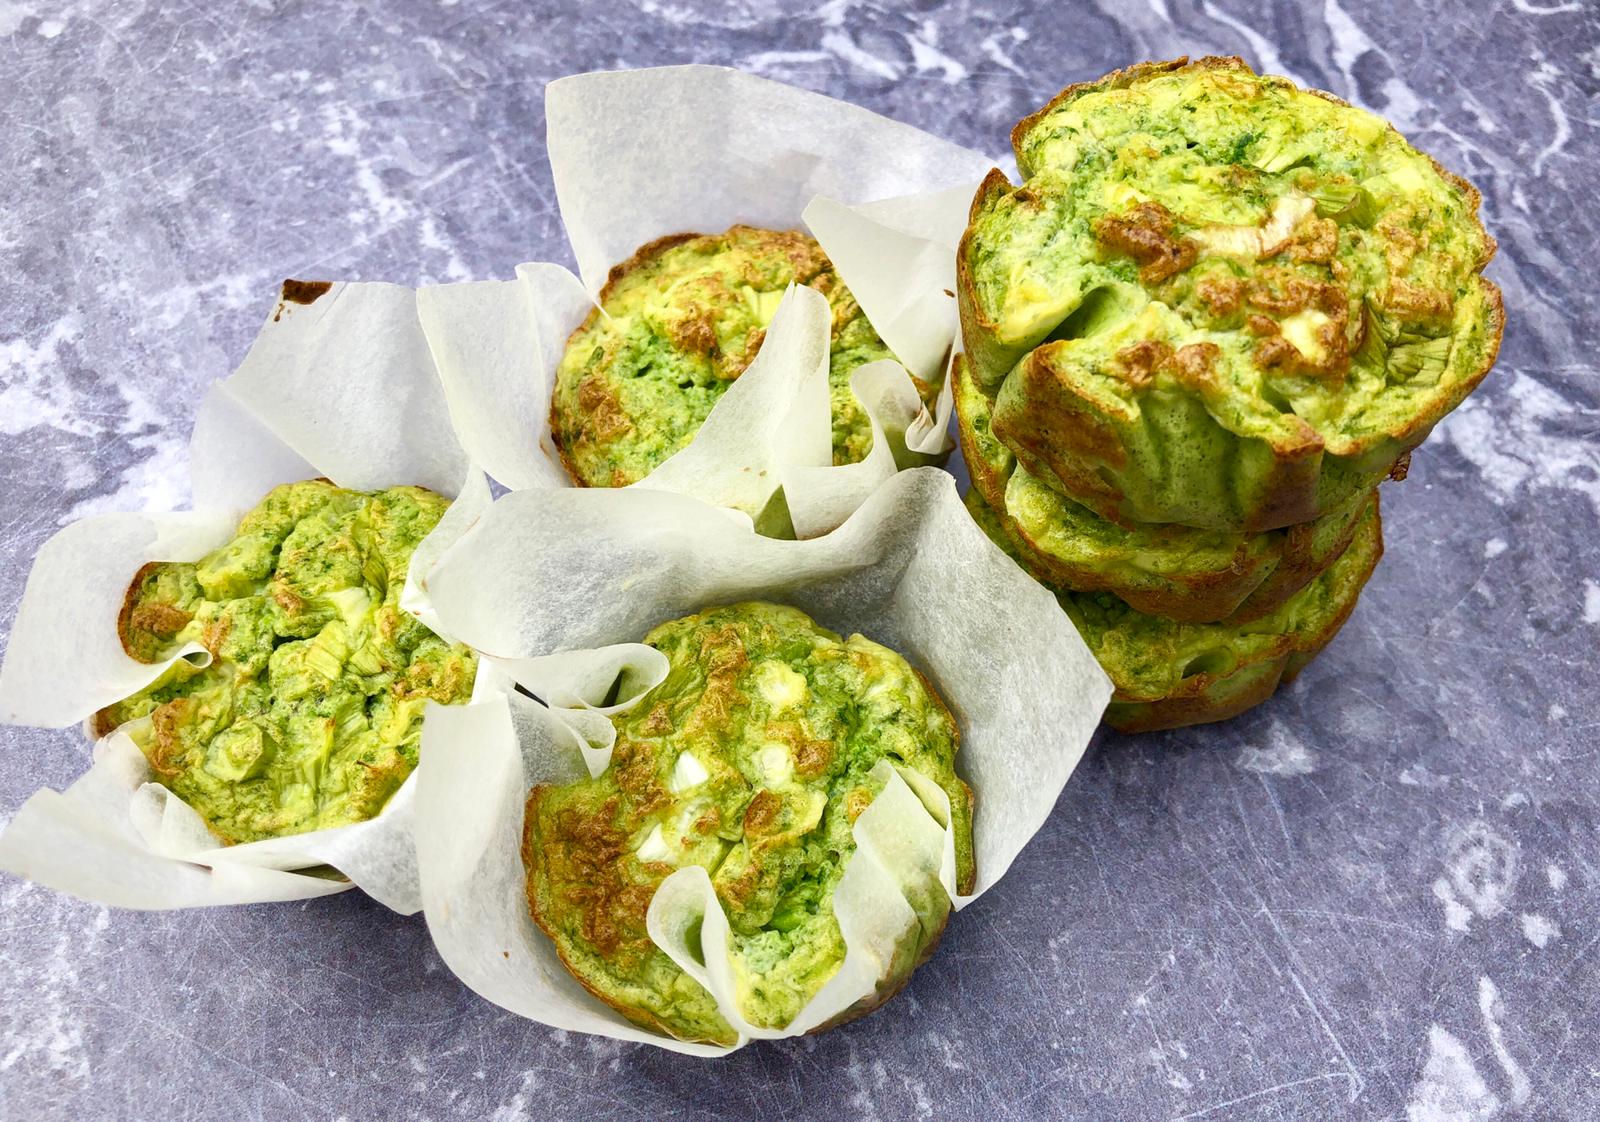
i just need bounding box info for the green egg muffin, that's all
[551,225,929,489]
[94,479,477,844]
[965,487,1383,732]
[954,353,1366,623]
[523,601,974,1045]
[957,56,1502,531]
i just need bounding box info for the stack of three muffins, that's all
[953,58,1503,732]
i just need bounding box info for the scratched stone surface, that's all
[1,2,1597,1119]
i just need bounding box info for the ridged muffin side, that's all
[957,57,1502,532]
[965,486,1382,733]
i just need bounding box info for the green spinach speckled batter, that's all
[550,226,925,489]
[97,480,477,844]
[523,601,973,1045]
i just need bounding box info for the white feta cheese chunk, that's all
[670,751,709,793]
[636,824,673,865]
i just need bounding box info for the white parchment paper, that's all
[419,65,996,534]
[413,467,1113,1053]
[0,281,493,912]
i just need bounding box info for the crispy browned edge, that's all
[553,225,900,489]
[954,168,1023,390]
[547,231,709,489]
[1224,497,1368,624]
[958,475,1285,726]
[959,55,1505,530]
[1108,660,1288,735]
[91,476,340,742]
[91,561,167,739]
[1106,493,1385,733]
[519,650,974,1047]
[89,479,441,854]
[955,355,1361,622]
[951,356,1009,513]
[1008,498,1270,621]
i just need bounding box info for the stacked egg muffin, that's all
[955,57,1503,731]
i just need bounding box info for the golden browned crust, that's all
[89,710,119,740]
[113,562,163,661]
[550,226,843,489]
[1242,419,1329,531]
[955,354,1356,622]
[1016,526,1255,618]
[1093,203,1198,286]
[550,231,719,489]
[1299,81,1500,275]
[521,787,736,1047]
[1002,342,1334,532]
[991,344,1132,521]
[953,398,1009,521]
[522,768,968,1044]
[600,232,705,303]
[961,411,1250,617]
[548,392,590,488]
[1107,659,1288,735]
[979,482,1360,625]
[1224,505,1367,625]
[967,166,1013,228]
[1316,274,1503,466]
[522,649,973,1045]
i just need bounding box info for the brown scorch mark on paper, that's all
[273,279,334,320]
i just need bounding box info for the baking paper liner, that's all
[412,467,1113,1053]
[0,281,494,912]
[418,65,996,535]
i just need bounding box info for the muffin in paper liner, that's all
[0,280,495,912]
[956,57,1502,533]
[415,64,999,538]
[411,468,1112,1054]
[548,225,921,491]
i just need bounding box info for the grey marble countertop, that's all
[2,2,1597,1119]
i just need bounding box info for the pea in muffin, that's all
[966,487,1383,733]
[954,353,1365,623]
[523,601,974,1045]
[551,225,929,488]
[957,56,1502,531]
[94,480,477,844]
